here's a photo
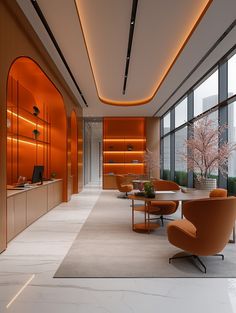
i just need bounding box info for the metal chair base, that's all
[169,253,224,273]
[149,215,174,226]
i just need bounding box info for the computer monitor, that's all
[31,165,44,184]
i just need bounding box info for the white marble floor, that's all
[1,184,236,313]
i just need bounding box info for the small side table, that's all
[130,196,160,233]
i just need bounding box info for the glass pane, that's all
[163,112,170,135]
[175,97,187,128]
[228,53,236,97]
[228,102,236,194]
[175,127,187,186]
[163,135,171,180]
[194,70,218,117]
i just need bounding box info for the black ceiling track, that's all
[30,0,88,107]
[153,19,236,116]
[122,0,138,95]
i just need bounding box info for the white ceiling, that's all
[16,0,236,117]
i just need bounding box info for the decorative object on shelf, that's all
[33,105,40,116]
[16,175,27,187]
[127,144,134,151]
[108,160,114,163]
[32,129,40,139]
[144,181,155,198]
[143,148,159,179]
[50,172,57,180]
[109,145,114,150]
[181,115,236,190]
[132,160,139,163]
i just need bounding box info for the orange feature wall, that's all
[7,57,67,200]
[0,0,83,254]
[103,117,146,188]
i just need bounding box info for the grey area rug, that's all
[54,190,236,277]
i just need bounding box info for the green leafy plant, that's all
[144,181,155,198]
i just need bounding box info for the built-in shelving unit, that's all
[7,77,50,184]
[103,117,146,189]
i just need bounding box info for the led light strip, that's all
[6,274,35,309]
[7,110,43,128]
[7,137,43,147]
[122,0,139,95]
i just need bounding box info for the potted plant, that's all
[144,181,155,198]
[182,115,236,190]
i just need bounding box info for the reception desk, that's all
[7,179,62,242]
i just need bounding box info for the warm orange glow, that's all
[104,151,144,154]
[7,137,43,147]
[103,139,146,142]
[7,110,43,128]
[75,0,212,106]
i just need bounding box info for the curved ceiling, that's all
[75,0,212,106]
[16,0,236,116]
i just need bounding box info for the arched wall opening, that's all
[7,57,68,200]
[70,110,78,194]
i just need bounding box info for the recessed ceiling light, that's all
[131,21,134,25]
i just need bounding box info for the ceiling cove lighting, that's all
[75,0,212,106]
[30,0,88,107]
[122,0,139,95]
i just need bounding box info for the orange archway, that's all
[7,57,68,200]
[71,110,78,194]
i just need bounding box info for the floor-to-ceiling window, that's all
[160,47,236,191]
[194,69,218,117]
[175,127,187,186]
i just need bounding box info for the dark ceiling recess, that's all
[30,0,88,107]
[122,0,139,95]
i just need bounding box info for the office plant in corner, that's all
[181,115,236,190]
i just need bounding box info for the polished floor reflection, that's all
[1,184,236,313]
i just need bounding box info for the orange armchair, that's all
[116,175,133,198]
[209,188,227,198]
[167,197,236,273]
[149,180,180,226]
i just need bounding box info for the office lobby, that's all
[1,0,236,312]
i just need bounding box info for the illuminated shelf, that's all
[103,117,146,189]
[7,133,50,145]
[7,107,50,125]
